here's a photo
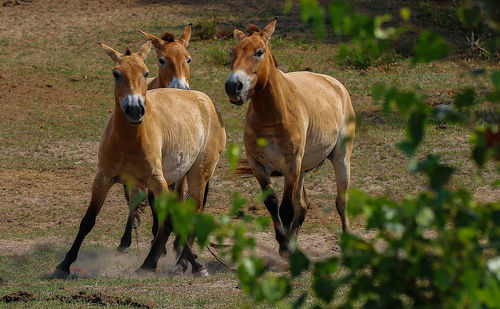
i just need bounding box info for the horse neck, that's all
[248,60,289,124]
[158,69,169,88]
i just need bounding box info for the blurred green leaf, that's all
[290,248,310,277]
[257,137,268,147]
[414,31,451,63]
[312,276,336,303]
[129,189,147,210]
[261,276,291,303]
[194,214,216,248]
[299,0,326,40]
[227,143,241,171]
[230,192,247,216]
[457,5,481,30]
[454,88,476,109]
[400,7,410,21]
[471,130,488,167]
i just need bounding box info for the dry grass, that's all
[0,0,499,307]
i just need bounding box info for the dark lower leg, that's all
[148,193,167,256]
[118,213,135,250]
[279,196,294,233]
[179,241,205,273]
[264,192,288,254]
[139,216,172,271]
[173,235,195,273]
[56,209,98,274]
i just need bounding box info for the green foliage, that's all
[147,1,500,307]
[298,0,326,41]
[328,1,404,68]
[414,31,451,63]
[192,18,219,41]
[206,42,231,66]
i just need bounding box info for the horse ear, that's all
[137,41,152,60]
[261,16,278,42]
[234,29,246,41]
[99,43,122,63]
[178,23,192,47]
[139,30,165,51]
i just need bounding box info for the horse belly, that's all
[161,150,199,184]
[302,137,336,170]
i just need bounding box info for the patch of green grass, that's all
[206,42,231,66]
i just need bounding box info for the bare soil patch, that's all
[50,291,152,308]
[0,291,35,303]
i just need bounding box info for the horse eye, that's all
[144,71,149,78]
[158,58,166,65]
[187,57,192,64]
[112,70,121,79]
[255,49,264,58]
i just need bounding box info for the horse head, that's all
[140,24,192,90]
[225,17,277,106]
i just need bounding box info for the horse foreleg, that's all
[50,171,114,278]
[249,158,289,256]
[139,176,172,272]
[118,186,145,252]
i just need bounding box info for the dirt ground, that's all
[1,0,499,307]
[0,0,352,285]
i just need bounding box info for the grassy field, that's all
[0,0,499,307]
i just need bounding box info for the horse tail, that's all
[233,158,283,177]
[233,158,254,177]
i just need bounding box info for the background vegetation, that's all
[0,0,499,307]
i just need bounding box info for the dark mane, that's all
[125,48,132,56]
[245,24,261,35]
[161,31,175,42]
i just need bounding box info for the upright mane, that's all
[161,31,175,42]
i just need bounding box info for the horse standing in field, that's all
[224,18,355,256]
[118,25,197,272]
[50,41,226,278]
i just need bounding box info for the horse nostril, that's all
[125,105,131,115]
[140,105,145,116]
[237,81,243,91]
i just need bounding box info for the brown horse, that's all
[143,24,192,90]
[118,25,193,257]
[225,18,355,256]
[50,41,226,278]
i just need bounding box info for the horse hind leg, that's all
[329,138,353,232]
[175,167,213,275]
[287,170,308,239]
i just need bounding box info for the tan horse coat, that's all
[225,18,355,255]
[51,42,225,278]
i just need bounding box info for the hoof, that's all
[46,268,70,279]
[169,263,185,276]
[193,267,209,277]
[279,248,290,259]
[136,266,156,274]
[117,246,129,253]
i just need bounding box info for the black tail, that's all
[202,181,210,210]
